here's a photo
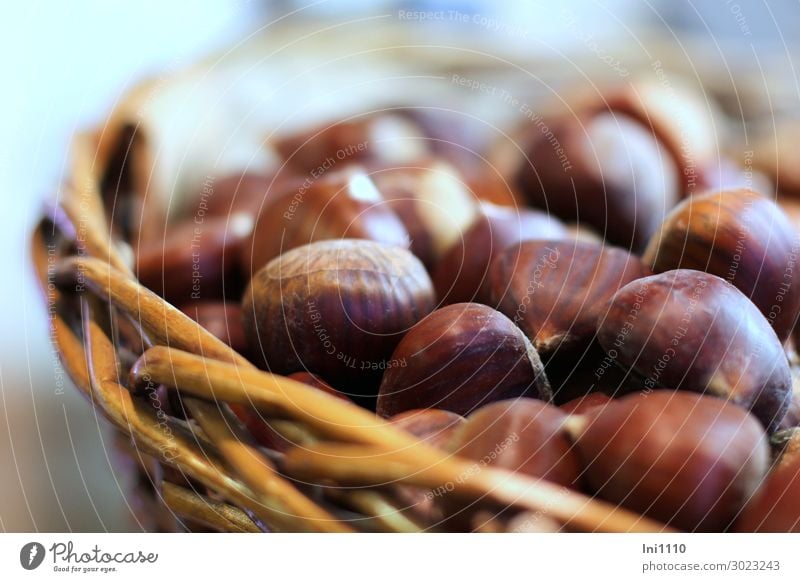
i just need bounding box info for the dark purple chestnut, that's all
[185,172,287,220]
[242,239,435,399]
[376,303,550,417]
[597,269,792,431]
[567,390,770,531]
[643,189,800,342]
[601,80,722,198]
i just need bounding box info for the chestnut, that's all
[736,429,800,532]
[241,167,409,278]
[179,301,248,355]
[459,167,522,208]
[376,303,550,417]
[370,160,480,268]
[643,188,800,342]
[449,398,581,487]
[135,213,253,304]
[513,110,680,251]
[771,427,800,472]
[186,171,292,220]
[751,120,800,199]
[597,269,792,431]
[242,239,436,399]
[389,409,465,450]
[433,203,568,305]
[489,239,649,354]
[566,390,770,532]
[601,80,723,197]
[559,392,613,415]
[276,112,432,174]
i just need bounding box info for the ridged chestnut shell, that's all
[242,240,435,399]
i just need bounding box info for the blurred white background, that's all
[0,1,263,531]
[1,0,798,532]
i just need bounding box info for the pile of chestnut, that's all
[125,87,800,532]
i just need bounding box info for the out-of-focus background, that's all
[2,0,799,531]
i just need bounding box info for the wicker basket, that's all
[27,25,686,532]
[29,131,674,534]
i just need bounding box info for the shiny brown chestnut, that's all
[376,303,550,417]
[566,390,770,531]
[433,203,568,305]
[597,269,792,431]
[370,160,480,268]
[513,110,680,251]
[135,213,253,304]
[242,240,436,399]
[449,398,581,487]
[643,189,800,342]
[559,392,613,415]
[490,239,649,354]
[241,167,409,278]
